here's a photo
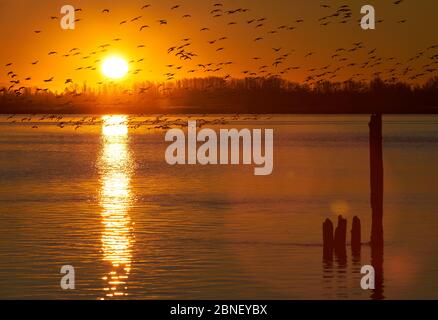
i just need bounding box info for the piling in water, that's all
[369,113,384,249]
[351,216,361,255]
[323,218,334,259]
[334,215,347,260]
[369,113,385,299]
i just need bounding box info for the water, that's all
[0,114,437,300]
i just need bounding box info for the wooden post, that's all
[351,216,361,255]
[334,215,347,249]
[369,113,384,248]
[369,113,385,299]
[334,215,347,262]
[323,218,334,259]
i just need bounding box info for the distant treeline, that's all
[1,76,438,114]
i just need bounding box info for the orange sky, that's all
[0,0,437,91]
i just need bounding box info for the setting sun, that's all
[101,56,129,80]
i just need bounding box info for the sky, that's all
[0,0,437,91]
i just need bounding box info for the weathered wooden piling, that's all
[323,218,334,258]
[333,215,347,262]
[369,113,384,249]
[351,216,361,255]
[369,113,385,299]
[334,215,347,249]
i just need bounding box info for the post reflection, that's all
[98,115,134,299]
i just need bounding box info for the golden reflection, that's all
[98,115,134,299]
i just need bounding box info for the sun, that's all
[101,56,129,79]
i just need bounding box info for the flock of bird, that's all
[0,1,437,99]
[1,114,266,131]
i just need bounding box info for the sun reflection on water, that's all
[98,115,134,299]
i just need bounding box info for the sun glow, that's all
[101,56,129,79]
